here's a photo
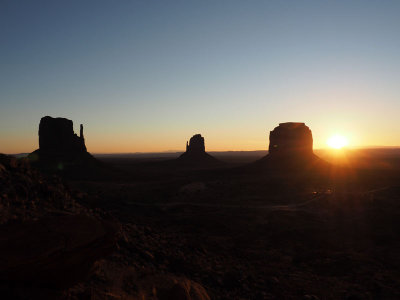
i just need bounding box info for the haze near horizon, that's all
[1,1,400,154]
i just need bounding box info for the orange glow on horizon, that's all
[2,129,399,154]
[326,134,349,149]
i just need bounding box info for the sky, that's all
[1,0,400,153]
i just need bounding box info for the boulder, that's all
[158,278,210,300]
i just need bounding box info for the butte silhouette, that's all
[28,116,99,174]
[255,122,329,172]
[176,134,221,166]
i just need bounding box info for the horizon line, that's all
[5,146,400,156]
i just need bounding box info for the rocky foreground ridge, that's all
[0,155,211,300]
[0,154,87,224]
[0,154,118,298]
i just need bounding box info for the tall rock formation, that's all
[178,134,220,166]
[254,122,329,173]
[268,122,313,157]
[28,116,99,176]
[38,116,87,154]
[186,134,206,154]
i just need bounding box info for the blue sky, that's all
[1,0,400,153]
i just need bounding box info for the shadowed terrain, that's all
[2,121,400,299]
[69,147,400,300]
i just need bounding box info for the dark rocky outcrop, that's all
[269,122,313,157]
[38,116,86,154]
[186,134,205,154]
[177,134,221,166]
[0,154,84,224]
[28,116,103,178]
[0,215,118,288]
[0,154,119,298]
[150,276,211,300]
[254,122,329,174]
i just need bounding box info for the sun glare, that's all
[327,134,348,149]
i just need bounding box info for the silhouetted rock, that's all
[254,122,329,174]
[186,134,205,154]
[178,134,221,166]
[28,116,104,178]
[269,122,313,157]
[39,116,86,154]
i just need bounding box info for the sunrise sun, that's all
[327,134,349,149]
